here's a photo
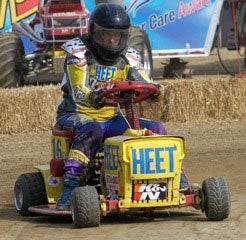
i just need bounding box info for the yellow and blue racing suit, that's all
[56,36,166,179]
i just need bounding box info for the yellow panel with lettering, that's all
[124,136,185,180]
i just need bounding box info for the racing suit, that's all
[55,36,167,210]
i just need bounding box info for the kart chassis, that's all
[14,81,230,227]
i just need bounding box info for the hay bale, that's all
[142,76,246,122]
[0,84,62,134]
[0,76,245,134]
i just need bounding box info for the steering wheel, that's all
[101,81,157,106]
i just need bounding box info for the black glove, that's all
[150,83,164,102]
[89,89,105,109]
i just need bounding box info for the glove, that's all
[150,83,164,102]
[89,88,105,109]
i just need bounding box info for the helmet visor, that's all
[93,23,129,50]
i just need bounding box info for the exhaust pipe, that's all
[19,20,44,43]
[12,21,45,44]
[25,52,50,61]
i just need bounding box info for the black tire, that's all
[202,177,230,221]
[129,26,153,78]
[71,186,100,228]
[0,32,25,88]
[14,172,48,216]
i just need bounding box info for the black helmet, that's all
[88,3,131,64]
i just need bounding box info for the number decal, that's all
[52,138,63,159]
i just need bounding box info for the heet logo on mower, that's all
[131,146,177,175]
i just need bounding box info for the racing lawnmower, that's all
[14,81,231,228]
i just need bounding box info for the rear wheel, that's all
[202,177,230,221]
[14,172,48,216]
[0,32,25,88]
[71,186,100,228]
[129,26,153,78]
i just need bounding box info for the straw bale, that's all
[0,84,62,134]
[142,76,246,122]
[0,76,245,134]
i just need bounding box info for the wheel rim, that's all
[71,204,75,222]
[14,185,23,211]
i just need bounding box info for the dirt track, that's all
[0,50,246,239]
[0,120,246,239]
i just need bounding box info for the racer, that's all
[55,3,167,211]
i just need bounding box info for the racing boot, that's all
[56,150,89,211]
[56,173,80,211]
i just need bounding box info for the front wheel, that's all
[202,177,230,221]
[71,186,100,228]
[14,172,48,216]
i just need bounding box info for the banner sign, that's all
[85,0,224,57]
[0,0,224,58]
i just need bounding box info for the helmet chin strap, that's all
[92,43,124,65]
[94,52,122,66]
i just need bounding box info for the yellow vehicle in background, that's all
[14,81,231,228]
